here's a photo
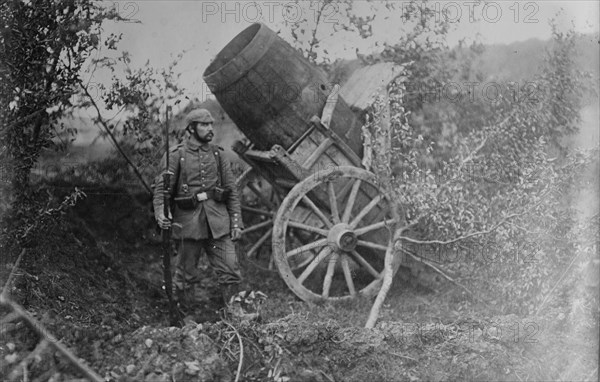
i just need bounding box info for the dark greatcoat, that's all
[153,140,242,240]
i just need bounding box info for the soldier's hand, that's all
[231,227,242,241]
[156,210,172,230]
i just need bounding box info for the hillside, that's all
[476,34,599,81]
[51,33,599,166]
[330,33,599,86]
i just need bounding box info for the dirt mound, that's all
[1,183,597,381]
[102,324,230,382]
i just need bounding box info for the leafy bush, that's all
[364,25,599,318]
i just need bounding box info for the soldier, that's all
[153,108,257,320]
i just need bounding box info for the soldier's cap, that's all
[185,108,215,125]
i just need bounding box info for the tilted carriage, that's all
[203,23,402,302]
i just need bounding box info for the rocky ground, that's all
[0,183,597,381]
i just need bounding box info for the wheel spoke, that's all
[286,238,329,258]
[327,181,340,223]
[322,252,339,298]
[247,182,275,209]
[349,194,383,228]
[268,255,275,270]
[247,227,272,258]
[354,218,397,236]
[272,187,283,205]
[302,195,333,228]
[356,240,389,252]
[341,255,356,296]
[287,220,328,236]
[349,250,381,279]
[242,219,273,235]
[341,179,361,223]
[298,246,333,284]
[293,252,316,269]
[242,206,274,217]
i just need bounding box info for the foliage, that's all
[278,0,455,76]
[277,0,484,163]
[285,1,595,165]
[77,52,189,193]
[369,24,599,318]
[0,0,123,202]
[99,52,185,144]
[276,0,351,68]
[4,186,86,248]
[406,20,595,162]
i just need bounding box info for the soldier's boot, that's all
[221,284,260,322]
[173,282,201,313]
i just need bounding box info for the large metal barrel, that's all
[203,23,363,156]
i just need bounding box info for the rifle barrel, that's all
[161,105,182,327]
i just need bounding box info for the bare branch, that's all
[535,249,584,316]
[79,81,153,195]
[1,249,26,301]
[0,299,103,382]
[365,231,399,328]
[398,247,494,309]
[223,321,244,382]
[7,339,49,381]
[397,212,520,246]
[456,136,488,174]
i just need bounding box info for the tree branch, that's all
[31,34,62,147]
[307,1,326,62]
[0,299,103,382]
[398,247,495,310]
[223,321,244,382]
[365,231,399,328]
[79,81,152,195]
[1,249,25,301]
[456,136,488,174]
[397,212,520,246]
[535,249,584,316]
[7,340,49,381]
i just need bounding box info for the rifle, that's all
[161,105,183,327]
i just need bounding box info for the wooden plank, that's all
[289,123,317,153]
[288,124,325,171]
[244,148,277,163]
[302,138,333,169]
[269,145,309,182]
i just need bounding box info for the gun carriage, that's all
[203,23,401,303]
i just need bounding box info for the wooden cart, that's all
[204,23,401,302]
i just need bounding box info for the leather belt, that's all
[195,190,216,201]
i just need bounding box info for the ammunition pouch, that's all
[174,194,198,210]
[212,186,231,203]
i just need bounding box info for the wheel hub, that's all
[328,223,357,252]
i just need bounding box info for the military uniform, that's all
[153,138,243,295]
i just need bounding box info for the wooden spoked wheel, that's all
[236,168,281,271]
[272,166,400,302]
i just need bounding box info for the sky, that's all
[93,0,599,112]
